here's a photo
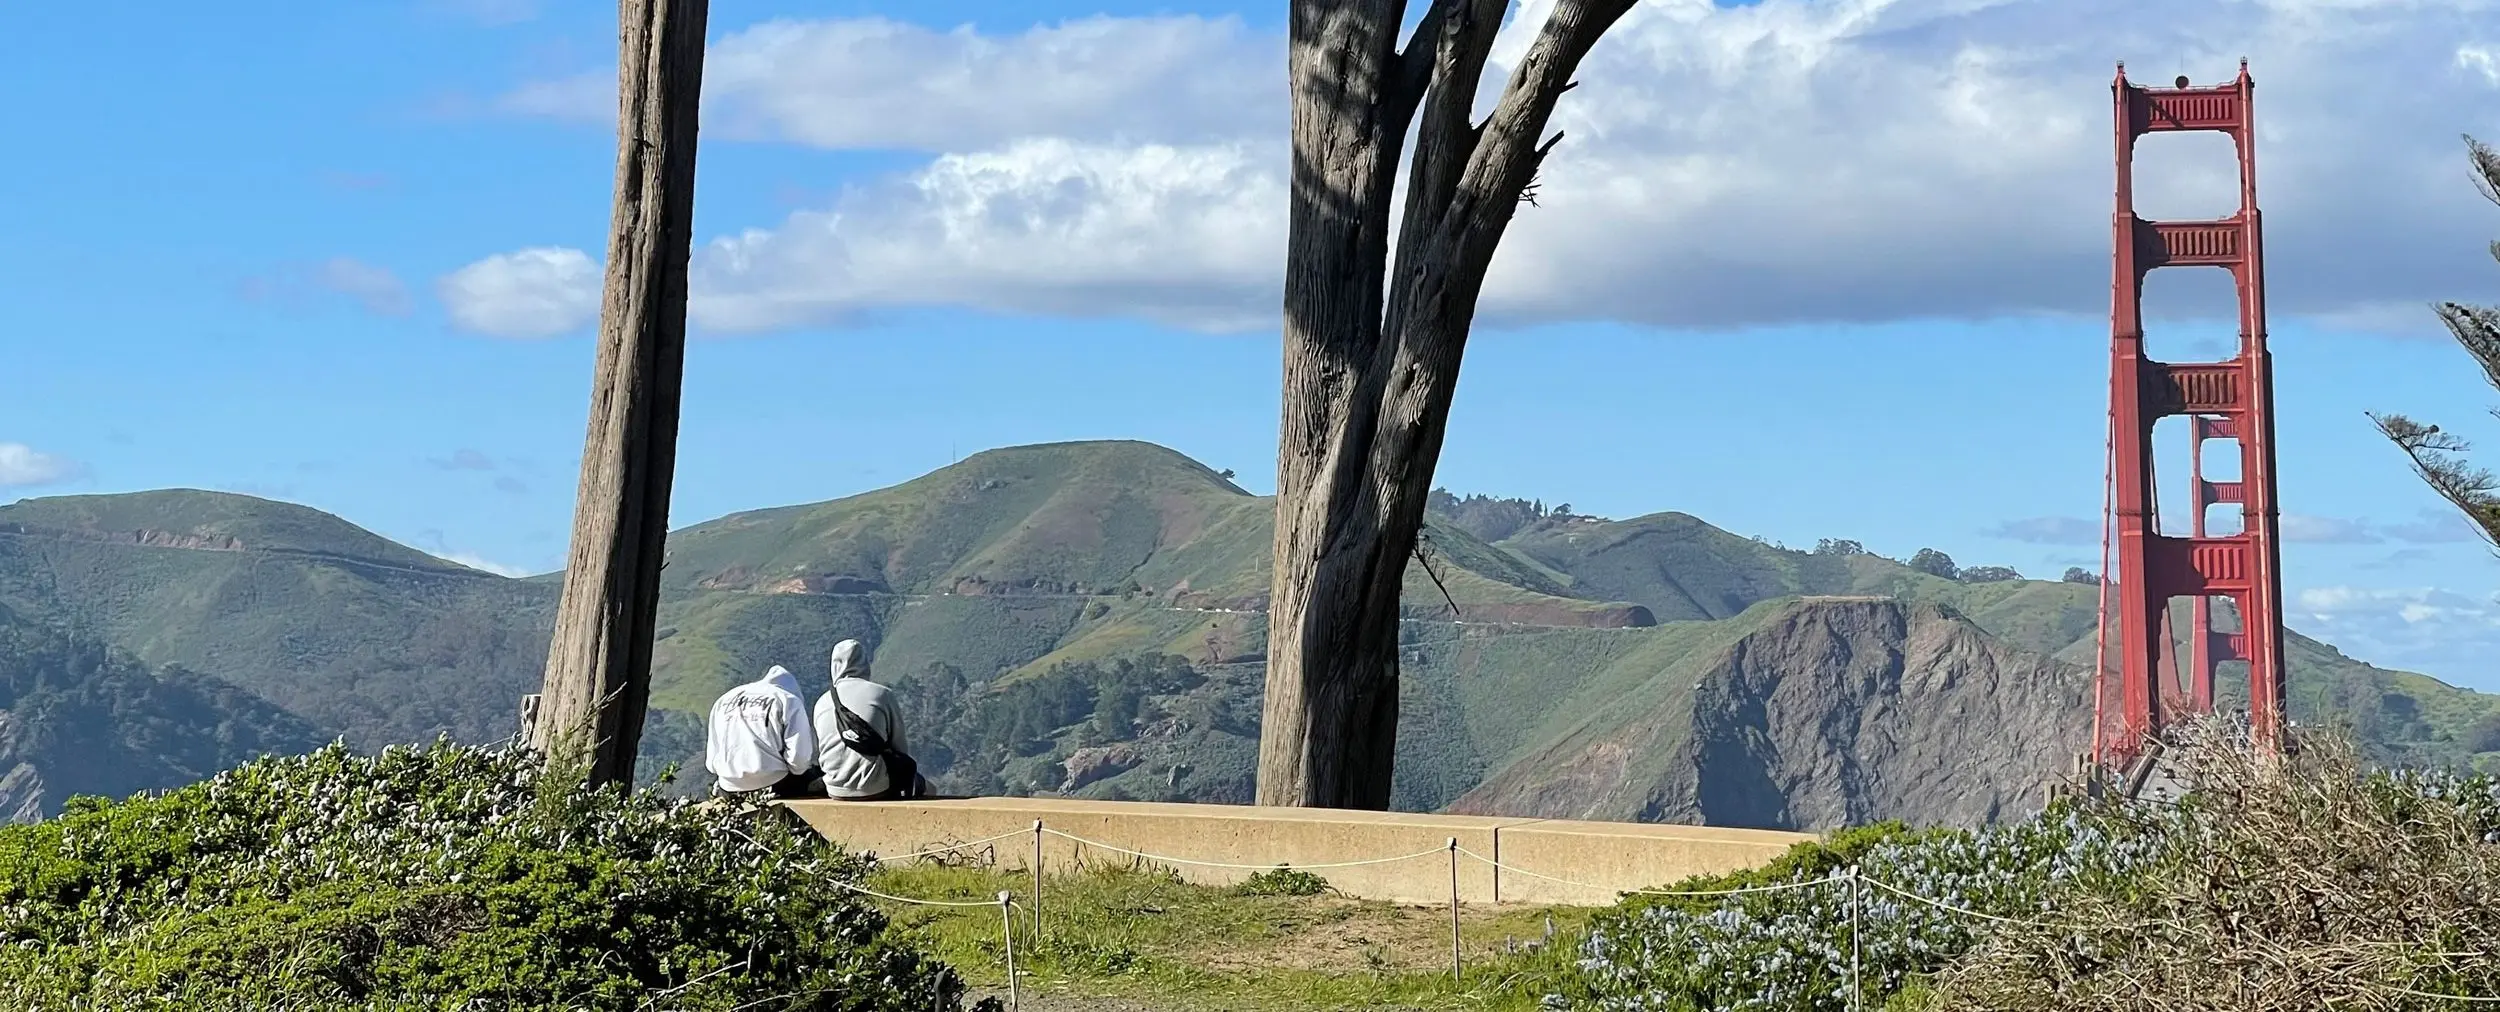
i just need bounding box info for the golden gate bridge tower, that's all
[2092,60,2288,769]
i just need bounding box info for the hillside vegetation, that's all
[0,604,321,820]
[1,439,2492,830]
[0,742,975,1011]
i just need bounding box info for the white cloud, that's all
[2280,513,2382,544]
[437,247,600,339]
[1985,516,2101,545]
[429,448,498,472]
[465,0,2500,334]
[438,551,533,578]
[502,15,1277,151]
[2293,585,2500,687]
[688,139,1283,331]
[0,443,78,488]
[316,257,412,317]
[2460,43,2500,87]
[238,256,414,318]
[2387,508,2487,545]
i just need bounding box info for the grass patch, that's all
[862,863,1598,1011]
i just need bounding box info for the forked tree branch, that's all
[2439,301,2500,394]
[1396,0,1510,260]
[2370,412,2500,550]
[2467,134,2500,209]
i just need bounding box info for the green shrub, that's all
[0,740,983,1012]
[1229,867,1332,897]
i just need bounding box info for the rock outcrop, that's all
[0,712,43,824]
[1449,599,2091,831]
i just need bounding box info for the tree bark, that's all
[530,0,710,790]
[1259,0,1634,809]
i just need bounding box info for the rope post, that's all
[1447,837,1462,985]
[1846,865,1863,1012]
[997,891,1020,1012]
[1029,819,1044,941]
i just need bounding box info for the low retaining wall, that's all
[780,796,1814,907]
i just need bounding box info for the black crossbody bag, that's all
[829,701,923,800]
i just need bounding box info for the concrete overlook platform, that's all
[783,796,1814,906]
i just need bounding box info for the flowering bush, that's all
[1561,804,2174,1011]
[0,741,981,1012]
[1938,734,2500,1011]
[1559,726,2500,1012]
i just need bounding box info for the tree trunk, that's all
[1259,0,1634,809]
[530,0,710,790]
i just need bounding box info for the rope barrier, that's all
[1453,845,1840,899]
[859,828,1034,865]
[1855,874,2081,931]
[1039,826,1451,871]
[827,878,1006,908]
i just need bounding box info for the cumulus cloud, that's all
[2385,508,2486,545]
[317,257,412,316]
[437,247,600,338]
[438,552,533,578]
[239,257,413,317]
[689,139,1283,331]
[0,443,80,489]
[2292,585,2500,687]
[430,448,498,472]
[2280,514,2382,544]
[503,15,1277,151]
[1985,516,2101,545]
[462,0,2500,335]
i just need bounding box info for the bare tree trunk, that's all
[1259,0,1634,809]
[531,0,710,790]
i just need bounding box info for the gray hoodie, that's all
[813,639,908,799]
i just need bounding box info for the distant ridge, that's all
[0,438,2491,830]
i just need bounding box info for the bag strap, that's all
[830,697,896,758]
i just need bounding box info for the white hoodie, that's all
[814,639,908,799]
[704,665,815,793]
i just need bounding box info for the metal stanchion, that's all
[1447,837,1462,984]
[998,891,1020,1011]
[1029,819,1045,941]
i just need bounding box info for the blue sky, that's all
[5,0,2500,687]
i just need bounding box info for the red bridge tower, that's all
[2096,60,2287,765]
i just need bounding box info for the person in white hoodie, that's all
[704,664,821,799]
[814,639,920,801]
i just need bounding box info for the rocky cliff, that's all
[0,711,43,824]
[1450,599,2091,831]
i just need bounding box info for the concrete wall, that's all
[782,797,1814,907]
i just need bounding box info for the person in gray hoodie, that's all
[813,639,921,800]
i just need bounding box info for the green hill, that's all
[1,439,2493,830]
[0,603,324,820]
[0,491,557,749]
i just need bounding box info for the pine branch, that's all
[2369,412,2500,549]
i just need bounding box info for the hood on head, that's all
[761,664,802,698]
[830,639,870,681]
